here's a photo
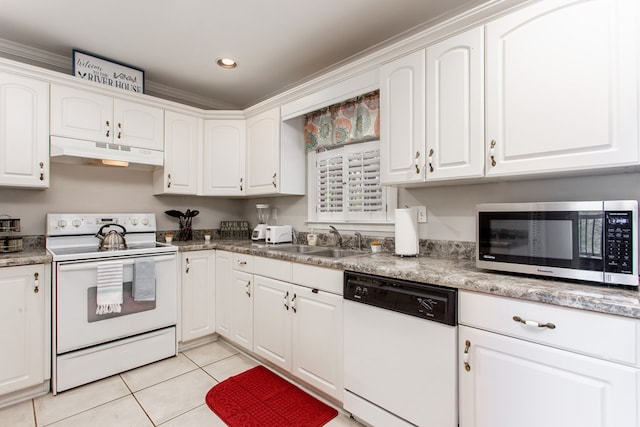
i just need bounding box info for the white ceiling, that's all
[0,0,485,109]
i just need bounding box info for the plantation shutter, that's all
[316,153,344,215]
[316,140,386,222]
[347,148,382,213]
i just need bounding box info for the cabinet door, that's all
[50,85,112,143]
[291,285,343,401]
[180,251,215,343]
[246,108,280,195]
[0,264,45,395]
[231,270,253,351]
[253,276,292,371]
[113,99,164,151]
[459,325,640,427]
[202,120,246,196]
[485,0,639,177]
[426,27,484,181]
[214,251,233,339]
[156,111,201,195]
[380,49,426,184]
[0,72,49,188]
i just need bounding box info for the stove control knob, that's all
[57,219,67,228]
[72,219,81,228]
[141,218,150,226]
[130,218,139,226]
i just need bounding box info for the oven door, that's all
[56,253,177,353]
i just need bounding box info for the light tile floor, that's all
[0,340,361,427]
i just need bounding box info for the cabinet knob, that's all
[490,140,497,167]
[39,162,45,181]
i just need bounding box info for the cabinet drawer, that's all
[459,291,640,367]
[254,257,292,282]
[291,264,343,295]
[232,253,253,273]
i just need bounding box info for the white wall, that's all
[3,163,638,242]
[0,163,244,235]
[248,171,640,242]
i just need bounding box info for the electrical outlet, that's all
[417,206,427,223]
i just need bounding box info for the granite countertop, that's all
[0,249,52,267]
[173,240,640,320]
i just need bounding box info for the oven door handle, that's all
[58,254,176,271]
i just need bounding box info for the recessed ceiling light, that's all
[216,57,238,69]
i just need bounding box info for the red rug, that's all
[205,365,338,427]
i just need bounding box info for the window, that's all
[308,140,396,224]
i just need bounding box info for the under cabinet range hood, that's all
[50,136,163,169]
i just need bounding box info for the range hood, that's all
[50,136,163,169]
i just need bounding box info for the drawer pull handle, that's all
[237,260,247,266]
[245,281,251,297]
[33,272,40,294]
[463,340,471,372]
[284,291,289,310]
[291,293,297,313]
[513,315,556,329]
[185,258,190,273]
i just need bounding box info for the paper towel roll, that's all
[395,208,419,256]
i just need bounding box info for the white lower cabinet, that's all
[0,264,49,403]
[458,291,640,427]
[253,262,343,401]
[215,251,253,352]
[231,269,254,351]
[180,250,215,343]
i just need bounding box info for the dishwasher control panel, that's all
[344,271,457,326]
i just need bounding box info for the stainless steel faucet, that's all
[354,231,363,250]
[329,225,342,247]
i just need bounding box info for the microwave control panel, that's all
[604,211,633,274]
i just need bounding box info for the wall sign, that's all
[72,49,144,94]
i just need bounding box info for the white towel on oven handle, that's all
[96,260,123,315]
[133,257,156,301]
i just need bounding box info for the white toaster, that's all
[265,225,292,244]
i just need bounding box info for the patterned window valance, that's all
[304,90,380,152]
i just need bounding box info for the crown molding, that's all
[0,37,233,110]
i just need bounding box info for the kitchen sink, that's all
[268,245,368,258]
[310,248,368,258]
[268,244,326,254]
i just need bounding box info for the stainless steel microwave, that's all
[477,201,638,287]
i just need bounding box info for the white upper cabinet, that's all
[246,107,305,196]
[202,119,246,196]
[246,108,281,195]
[0,72,49,188]
[485,0,639,177]
[51,85,164,151]
[380,49,426,185]
[153,111,201,195]
[113,98,164,151]
[426,26,485,181]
